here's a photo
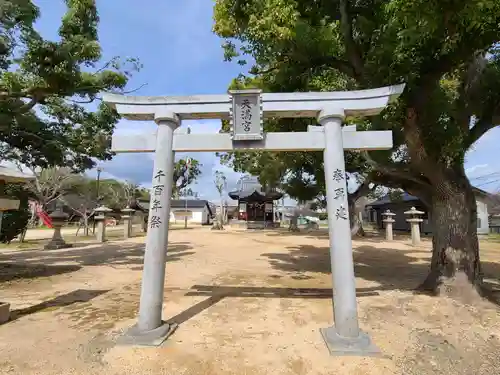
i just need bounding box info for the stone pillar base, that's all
[0,302,10,324]
[44,240,73,250]
[117,321,178,347]
[320,326,381,356]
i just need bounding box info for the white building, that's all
[130,199,214,226]
[169,199,214,225]
[476,198,490,235]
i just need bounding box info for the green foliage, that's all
[179,187,198,198]
[172,158,202,197]
[25,166,84,208]
[214,170,227,196]
[213,0,500,204]
[0,184,32,243]
[25,166,151,215]
[0,0,141,171]
[136,187,151,201]
[97,179,138,209]
[388,189,404,203]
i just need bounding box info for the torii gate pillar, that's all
[123,111,180,344]
[319,108,379,355]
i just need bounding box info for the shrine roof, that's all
[228,189,283,201]
[0,165,34,183]
[228,176,283,201]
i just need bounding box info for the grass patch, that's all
[484,233,500,243]
[0,228,147,251]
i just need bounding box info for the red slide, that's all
[35,204,53,228]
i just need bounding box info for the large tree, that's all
[98,179,140,209]
[213,0,500,293]
[212,170,227,230]
[0,0,140,171]
[25,167,83,209]
[172,158,202,198]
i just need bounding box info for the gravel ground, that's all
[1,227,499,375]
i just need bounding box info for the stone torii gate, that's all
[103,84,405,355]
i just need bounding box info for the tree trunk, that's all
[19,228,27,243]
[83,217,89,236]
[211,213,224,230]
[348,194,365,236]
[288,215,299,232]
[419,174,482,297]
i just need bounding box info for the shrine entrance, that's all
[229,176,282,229]
[103,84,405,356]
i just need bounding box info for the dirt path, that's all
[1,228,500,374]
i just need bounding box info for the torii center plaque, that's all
[229,89,264,141]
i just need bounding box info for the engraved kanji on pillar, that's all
[331,168,348,221]
[149,169,166,230]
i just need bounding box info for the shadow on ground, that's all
[0,242,194,281]
[7,289,110,323]
[262,228,432,243]
[165,284,380,326]
[261,245,500,305]
[0,263,82,283]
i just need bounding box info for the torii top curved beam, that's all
[103,84,405,121]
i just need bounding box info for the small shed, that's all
[0,165,34,233]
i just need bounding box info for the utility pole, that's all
[184,157,191,229]
[93,167,102,234]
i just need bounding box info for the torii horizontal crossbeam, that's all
[103,84,404,121]
[112,129,393,153]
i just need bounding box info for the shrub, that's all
[318,212,328,221]
[0,184,31,244]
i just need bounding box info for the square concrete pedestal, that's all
[320,327,381,356]
[117,322,178,347]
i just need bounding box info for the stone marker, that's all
[94,206,112,243]
[404,207,424,246]
[0,301,10,324]
[44,203,72,250]
[382,209,396,241]
[121,207,135,239]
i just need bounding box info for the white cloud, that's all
[96,118,244,201]
[466,164,489,175]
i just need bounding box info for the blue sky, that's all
[33,0,500,202]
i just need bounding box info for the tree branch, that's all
[350,179,373,202]
[362,151,432,189]
[252,53,357,81]
[466,117,499,148]
[455,54,488,132]
[339,0,365,79]
[310,55,358,79]
[250,62,285,76]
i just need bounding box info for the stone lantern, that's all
[382,209,396,241]
[44,202,72,250]
[121,207,135,239]
[94,206,112,243]
[404,206,424,246]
